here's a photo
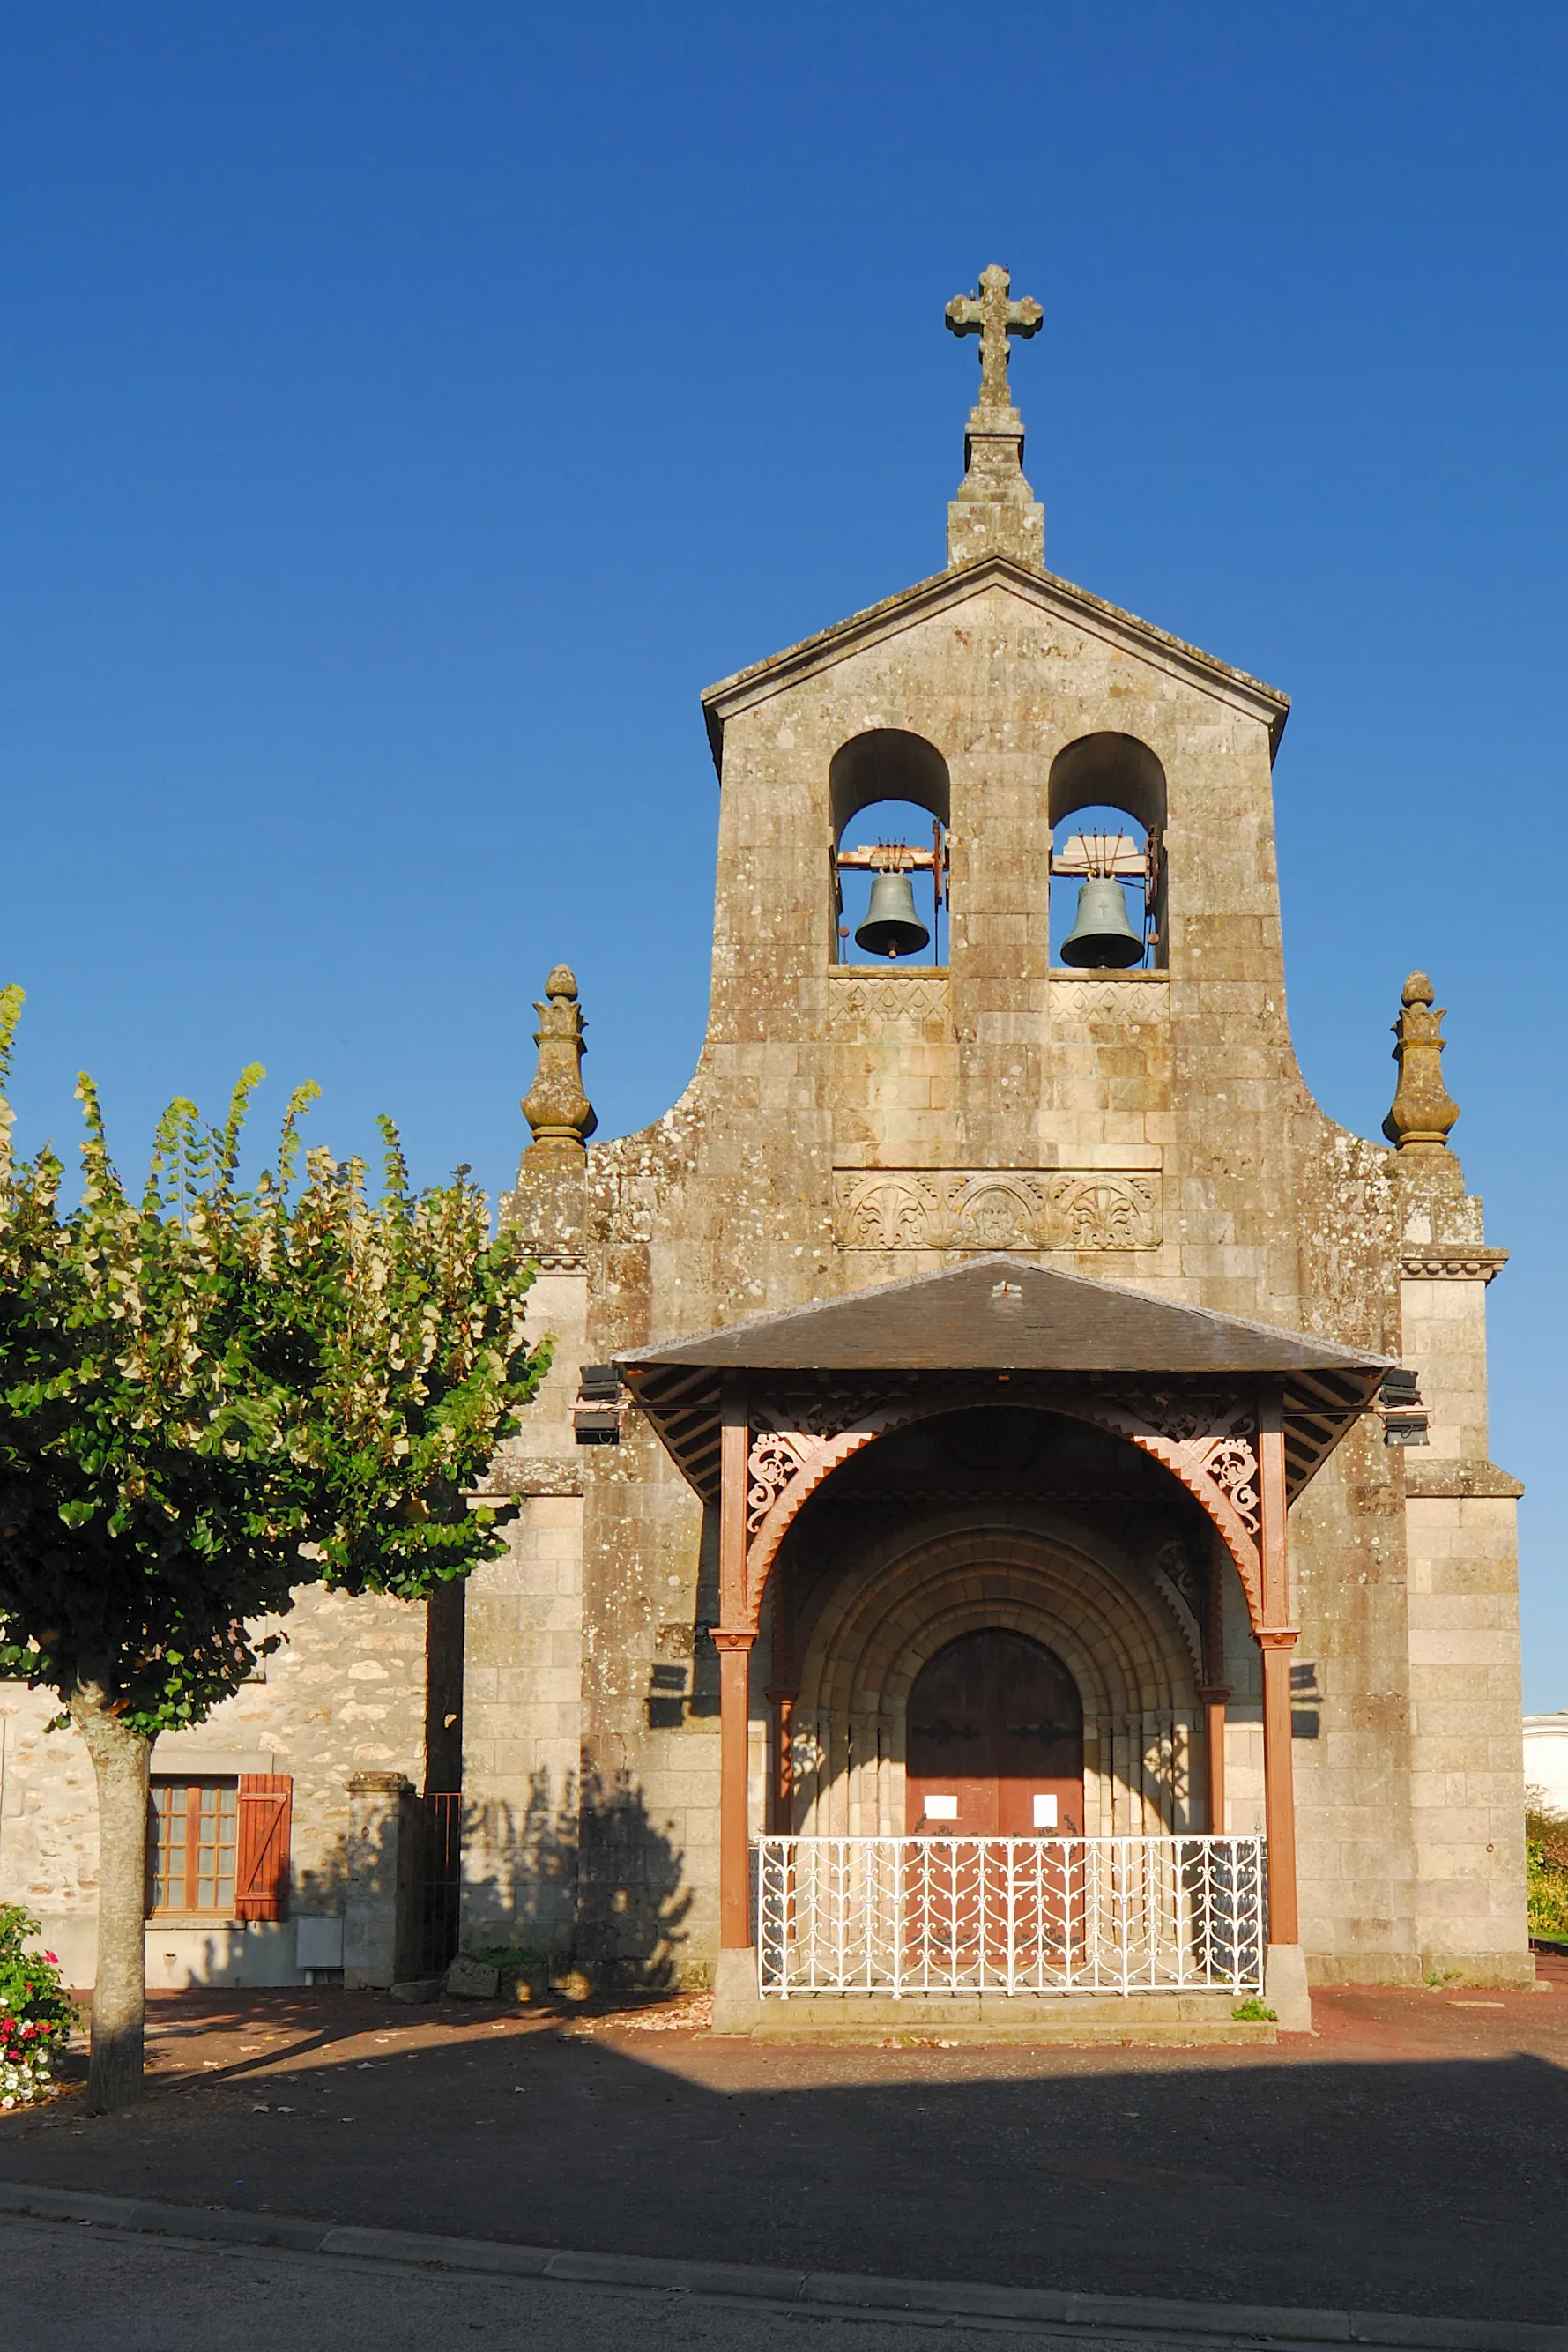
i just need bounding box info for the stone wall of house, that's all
[0,1581,427,1991]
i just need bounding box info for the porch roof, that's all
[614,1254,1393,1503]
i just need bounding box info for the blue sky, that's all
[3,4,1564,1700]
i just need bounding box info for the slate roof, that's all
[615,1256,1392,1503]
[618,1256,1386,1378]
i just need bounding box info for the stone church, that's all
[0,268,1529,2028]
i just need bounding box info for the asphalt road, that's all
[0,2214,1253,2352]
[6,1964,1567,2332]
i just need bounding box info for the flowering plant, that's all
[0,1904,77,2107]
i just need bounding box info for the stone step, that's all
[728,1989,1276,2043]
[747,2017,1277,2046]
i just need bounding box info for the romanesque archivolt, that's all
[833,1168,1162,1253]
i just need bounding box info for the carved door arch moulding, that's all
[735,1384,1267,1634]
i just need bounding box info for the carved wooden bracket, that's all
[738,1385,1267,1634]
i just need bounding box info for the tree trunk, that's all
[70,1684,151,2112]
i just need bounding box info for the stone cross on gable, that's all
[946,264,1043,409]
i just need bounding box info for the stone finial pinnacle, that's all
[521,964,597,1167]
[944,263,1045,572]
[1383,970,1460,1151]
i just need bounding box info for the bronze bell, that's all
[855,869,931,959]
[1059,876,1144,969]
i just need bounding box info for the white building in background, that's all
[1524,1716,1568,1816]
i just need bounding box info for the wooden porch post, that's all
[1201,1690,1229,1835]
[1260,1634,1298,1940]
[768,1548,795,1833]
[716,1637,754,1947]
[1257,1387,1309,2027]
[768,1691,796,1834]
[716,1385,754,1954]
[1200,1544,1229,1835]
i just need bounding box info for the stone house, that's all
[0,268,1528,2026]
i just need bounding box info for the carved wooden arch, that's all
[741,1388,1264,1634]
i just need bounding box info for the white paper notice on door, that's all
[924,1794,959,1820]
[1032,1793,1059,1827]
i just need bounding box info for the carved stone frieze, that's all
[1049,975,1170,1022]
[834,1167,1162,1253]
[828,972,951,1037]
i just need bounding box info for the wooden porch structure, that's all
[617,1254,1390,2028]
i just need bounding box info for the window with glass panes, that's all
[152,1780,239,1914]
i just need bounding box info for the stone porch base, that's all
[716,1978,1274,2050]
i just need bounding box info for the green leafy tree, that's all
[0,987,547,2110]
[1526,1793,1568,1941]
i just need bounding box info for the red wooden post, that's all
[717,1386,753,1951]
[768,1691,796,1833]
[1260,1634,1300,1944]
[1200,1543,1230,1834]
[1201,1691,1229,1835]
[1257,1388,1302,1951]
[768,1546,795,1834]
[716,1638,754,1948]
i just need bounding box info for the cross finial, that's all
[946,264,1043,410]
[942,264,1045,571]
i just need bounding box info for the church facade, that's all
[0,269,1529,2019]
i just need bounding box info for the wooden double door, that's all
[905,1628,1084,1837]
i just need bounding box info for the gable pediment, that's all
[701,557,1289,772]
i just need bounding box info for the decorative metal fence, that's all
[756,1835,1266,1998]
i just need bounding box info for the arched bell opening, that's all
[828,728,951,967]
[1047,732,1168,971]
[762,1403,1221,1841]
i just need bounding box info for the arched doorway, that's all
[906,1628,1085,1836]
[784,1494,1203,1839]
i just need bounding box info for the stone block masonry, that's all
[0,1580,428,1991]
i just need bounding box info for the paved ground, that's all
[2,2214,1226,2352]
[3,1958,1565,2331]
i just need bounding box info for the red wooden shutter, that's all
[235,1775,293,1921]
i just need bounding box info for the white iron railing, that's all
[756,1835,1265,1998]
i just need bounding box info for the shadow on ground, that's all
[5,1978,1568,2329]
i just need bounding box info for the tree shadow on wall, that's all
[463,1767,694,1991]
